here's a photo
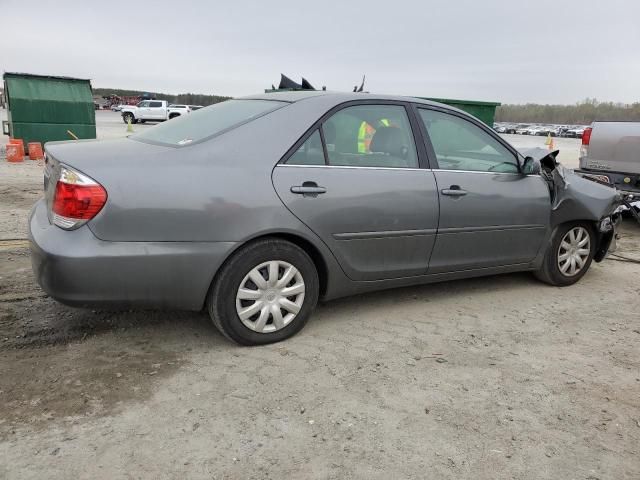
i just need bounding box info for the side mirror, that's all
[522,156,541,175]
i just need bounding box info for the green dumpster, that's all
[420,97,501,126]
[3,72,96,145]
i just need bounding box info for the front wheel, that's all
[207,239,319,345]
[534,223,596,286]
[122,113,137,124]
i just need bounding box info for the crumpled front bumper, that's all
[593,213,620,261]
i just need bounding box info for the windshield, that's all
[132,99,287,147]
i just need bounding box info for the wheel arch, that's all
[552,218,612,262]
[201,231,330,310]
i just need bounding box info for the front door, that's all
[416,107,550,273]
[137,101,151,120]
[272,104,439,281]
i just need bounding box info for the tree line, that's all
[495,98,640,125]
[93,88,232,106]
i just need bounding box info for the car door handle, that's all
[291,182,327,195]
[441,186,468,197]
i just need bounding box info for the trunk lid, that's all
[43,138,173,228]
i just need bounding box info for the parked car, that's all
[565,126,586,138]
[526,126,544,135]
[532,126,557,137]
[30,92,621,345]
[121,100,193,123]
[111,104,125,112]
[515,124,531,135]
[575,122,640,197]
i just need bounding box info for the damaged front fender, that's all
[548,165,620,226]
[521,148,622,262]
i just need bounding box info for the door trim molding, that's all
[438,224,546,234]
[333,229,437,240]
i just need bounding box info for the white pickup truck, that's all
[121,101,193,124]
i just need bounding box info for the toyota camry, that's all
[29,91,621,345]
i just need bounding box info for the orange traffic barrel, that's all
[6,143,25,162]
[9,139,25,157]
[28,142,44,160]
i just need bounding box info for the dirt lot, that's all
[1,118,639,479]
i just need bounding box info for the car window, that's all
[322,105,418,168]
[149,101,163,108]
[132,99,287,147]
[138,101,150,107]
[419,109,518,173]
[286,129,325,166]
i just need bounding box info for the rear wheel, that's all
[169,113,180,119]
[534,222,596,286]
[207,239,319,345]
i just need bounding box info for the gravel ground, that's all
[1,110,639,479]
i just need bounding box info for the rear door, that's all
[272,102,439,281]
[416,106,550,273]
[148,101,166,120]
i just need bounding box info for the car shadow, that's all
[3,301,222,349]
[311,271,538,330]
[4,270,544,350]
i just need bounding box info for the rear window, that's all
[132,99,287,147]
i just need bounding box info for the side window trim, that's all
[318,125,329,165]
[284,127,326,166]
[278,99,430,169]
[413,103,523,173]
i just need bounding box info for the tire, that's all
[122,113,137,124]
[139,120,146,124]
[534,222,596,286]
[169,113,180,119]
[207,239,319,345]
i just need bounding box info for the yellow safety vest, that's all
[358,119,390,153]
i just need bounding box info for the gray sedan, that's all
[29,91,620,345]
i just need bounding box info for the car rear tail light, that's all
[580,126,593,158]
[52,165,107,230]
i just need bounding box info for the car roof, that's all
[240,90,467,113]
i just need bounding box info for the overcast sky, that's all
[2,0,639,104]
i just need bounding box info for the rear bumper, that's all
[28,200,237,310]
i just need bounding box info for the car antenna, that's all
[356,75,366,93]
